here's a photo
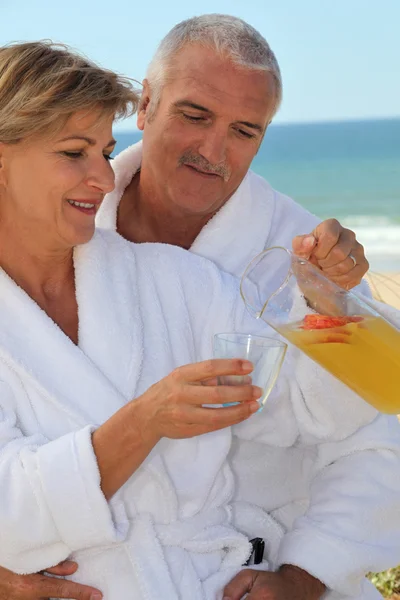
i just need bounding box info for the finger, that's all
[309,219,342,262]
[185,384,262,406]
[316,229,356,269]
[173,359,254,384]
[201,375,252,387]
[319,252,360,278]
[45,560,78,576]
[328,264,369,290]
[188,401,260,431]
[292,233,317,258]
[223,568,259,600]
[36,572,103,599]
[314,241,368,284]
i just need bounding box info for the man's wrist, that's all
[279,564,326,600]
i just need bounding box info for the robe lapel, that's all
[0,230,143,426]
[96,141,142,231]
[190,173,276,276]
[75,230,144,403]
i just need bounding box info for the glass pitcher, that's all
[240,246,400,414]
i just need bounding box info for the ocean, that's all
[114,118,400,273]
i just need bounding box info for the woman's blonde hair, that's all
[0,40,139,143]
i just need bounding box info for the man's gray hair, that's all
[145,14,282,118]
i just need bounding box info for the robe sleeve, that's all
[0,383,125,574]
[232,291,400,596]
[275,412,400,596]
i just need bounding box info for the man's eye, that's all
[183,114,205,122]
[236,129,254,139]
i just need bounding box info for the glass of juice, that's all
[240,246,400,414]
[213,333,287,410]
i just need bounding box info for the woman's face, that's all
[0,110,116,250]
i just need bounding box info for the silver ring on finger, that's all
[349,253,357,267]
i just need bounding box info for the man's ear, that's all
[137,79,151,131]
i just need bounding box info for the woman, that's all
[0,41,266,600]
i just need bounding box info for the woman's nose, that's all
[86,157,115,194]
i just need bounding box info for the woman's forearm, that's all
[92,399,158,500]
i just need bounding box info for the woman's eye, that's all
[62,151,84,159]
[104,154,114,162]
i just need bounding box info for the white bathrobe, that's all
[95,140,400,599]
[1,229,394,600]
[0,229,276,599]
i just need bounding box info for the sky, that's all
[1,0,399,130]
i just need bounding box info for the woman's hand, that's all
[134,358,261,442]
[94,359,261,500]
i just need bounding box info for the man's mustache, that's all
[179,151,231,182]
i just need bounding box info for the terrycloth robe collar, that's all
[96,140,277,275]
[0,230,143,427]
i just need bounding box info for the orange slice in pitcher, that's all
[301,314,364,330]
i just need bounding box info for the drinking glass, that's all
[213,333,287,409]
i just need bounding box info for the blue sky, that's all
[1,0,399,130]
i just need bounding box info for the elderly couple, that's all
[0,14,399,600]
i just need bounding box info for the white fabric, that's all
[2,230,399,600]
[96,141,400,599]
[0,231,257,599]
[2,228,390,599]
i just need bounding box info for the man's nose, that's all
[197,127,227,166]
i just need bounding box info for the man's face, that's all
[138,44,277,217]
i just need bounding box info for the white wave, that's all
[339,215,400,260]
[342,215,395,227]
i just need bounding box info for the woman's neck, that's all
[0,228,73,298]
[0,219,78,342]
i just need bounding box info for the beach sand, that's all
[365,272,400,310]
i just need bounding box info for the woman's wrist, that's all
[92,399,160,500]
[127,393,161,448]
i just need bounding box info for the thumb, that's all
[292,234,316,258]
[222,569,258,600]
[45,560,79,576]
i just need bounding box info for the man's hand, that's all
[292,218,369,290]
[223,565,326,600]
[0,561,102,600]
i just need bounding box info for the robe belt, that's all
[153,506,252,566]
[123,506,252,599]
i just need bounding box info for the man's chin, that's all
[172,194,226,217]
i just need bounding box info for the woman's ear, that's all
[0,142,13,188]
[0,143,6,186]
[137,79,151,131]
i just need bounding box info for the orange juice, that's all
[278,315,400,413]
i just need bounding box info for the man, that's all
[2,14,399,600]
